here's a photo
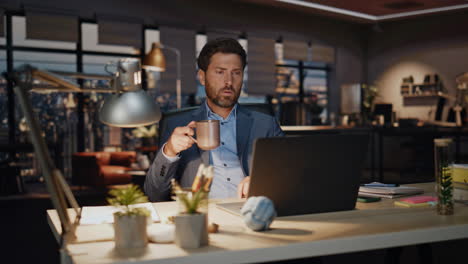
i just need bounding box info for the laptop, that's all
[217,134,369,217]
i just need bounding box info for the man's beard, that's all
[206,84,240,108]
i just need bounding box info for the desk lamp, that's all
[100,58,161,127]
[8,59,161,256]
[143,42,182,109]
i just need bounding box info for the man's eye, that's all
[216,70,223,74]
[233,71,241,76]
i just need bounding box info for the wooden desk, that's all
[47,183,468,264]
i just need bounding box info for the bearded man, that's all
[145,38,284,202]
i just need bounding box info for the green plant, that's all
[439,165,453,205]
[132,125,157,138]
[107,184,150,217]
[362,84,379,110]
[361,84,379,124]
[171,179,208,214]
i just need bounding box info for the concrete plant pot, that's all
[113,214,148,249]
[174,213,208,249]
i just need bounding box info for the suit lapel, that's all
[236,105,253,160]
[192,105,210,165]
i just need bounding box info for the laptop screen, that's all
[247,134,369,216]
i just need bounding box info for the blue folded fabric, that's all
[240,196,276,231]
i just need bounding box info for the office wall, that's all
[3,0,366,114]
[367,10,468,121]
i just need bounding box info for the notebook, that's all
[358,186,424,199]
[217,134,369,217]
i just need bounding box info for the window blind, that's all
[97,15,142,48]
[0,9,4,37]
[311,44,335,63]
[207,31,238,42]
[25,7,78,42]
[247,36,276,95]
[283,39,308,61]
[159,26,196,94]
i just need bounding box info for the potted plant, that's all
[107,184,150,249]
[362,84,379,125]
[172,164,213,249]
[132,124,157,147]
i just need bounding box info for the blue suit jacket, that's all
[144,104,284,202]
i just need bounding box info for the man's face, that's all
[198,52,243,108]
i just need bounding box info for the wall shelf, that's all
[402,92,452,106]
[402,92,451,99]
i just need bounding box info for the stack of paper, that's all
[394,196,437,208]
[359,186,424,198]
[80,203,160,225]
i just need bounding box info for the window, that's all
[1,16,8,162]
[13,51,77,179]
[303,63,328,122]
[0,49,8,162]
[0,50,7,130]
[275,43,330,125]
[195,34,207,103]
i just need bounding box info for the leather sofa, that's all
[72,151,137,187]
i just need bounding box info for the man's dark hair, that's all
[197,37,247,72]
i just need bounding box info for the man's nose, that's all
[224,73,233,85]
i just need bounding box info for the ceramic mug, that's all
[190,120,220,150]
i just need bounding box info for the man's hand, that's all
[164,121,197,157]
[237,176,251,198]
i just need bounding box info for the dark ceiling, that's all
[300,0,468,16]
[241,0,468,22]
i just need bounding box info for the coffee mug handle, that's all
[188,135,198,144]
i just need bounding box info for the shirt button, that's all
[221,122,225,125]
[223,163,227,167]
[222,142,225,145]
[227,178,230,181]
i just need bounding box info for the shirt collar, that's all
[205,101,237,122]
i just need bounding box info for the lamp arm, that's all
[10,69,81,248]
[161,45,182,109]
[15,65,114,93]
[49,70,113,81]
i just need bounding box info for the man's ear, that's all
[197,69,206,86]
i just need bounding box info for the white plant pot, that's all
[113,214,148,249]
[174,213,208,249]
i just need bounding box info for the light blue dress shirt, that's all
[206,103,245,199]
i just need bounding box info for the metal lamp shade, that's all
[143,42,166,72]
[99,90,161,127]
